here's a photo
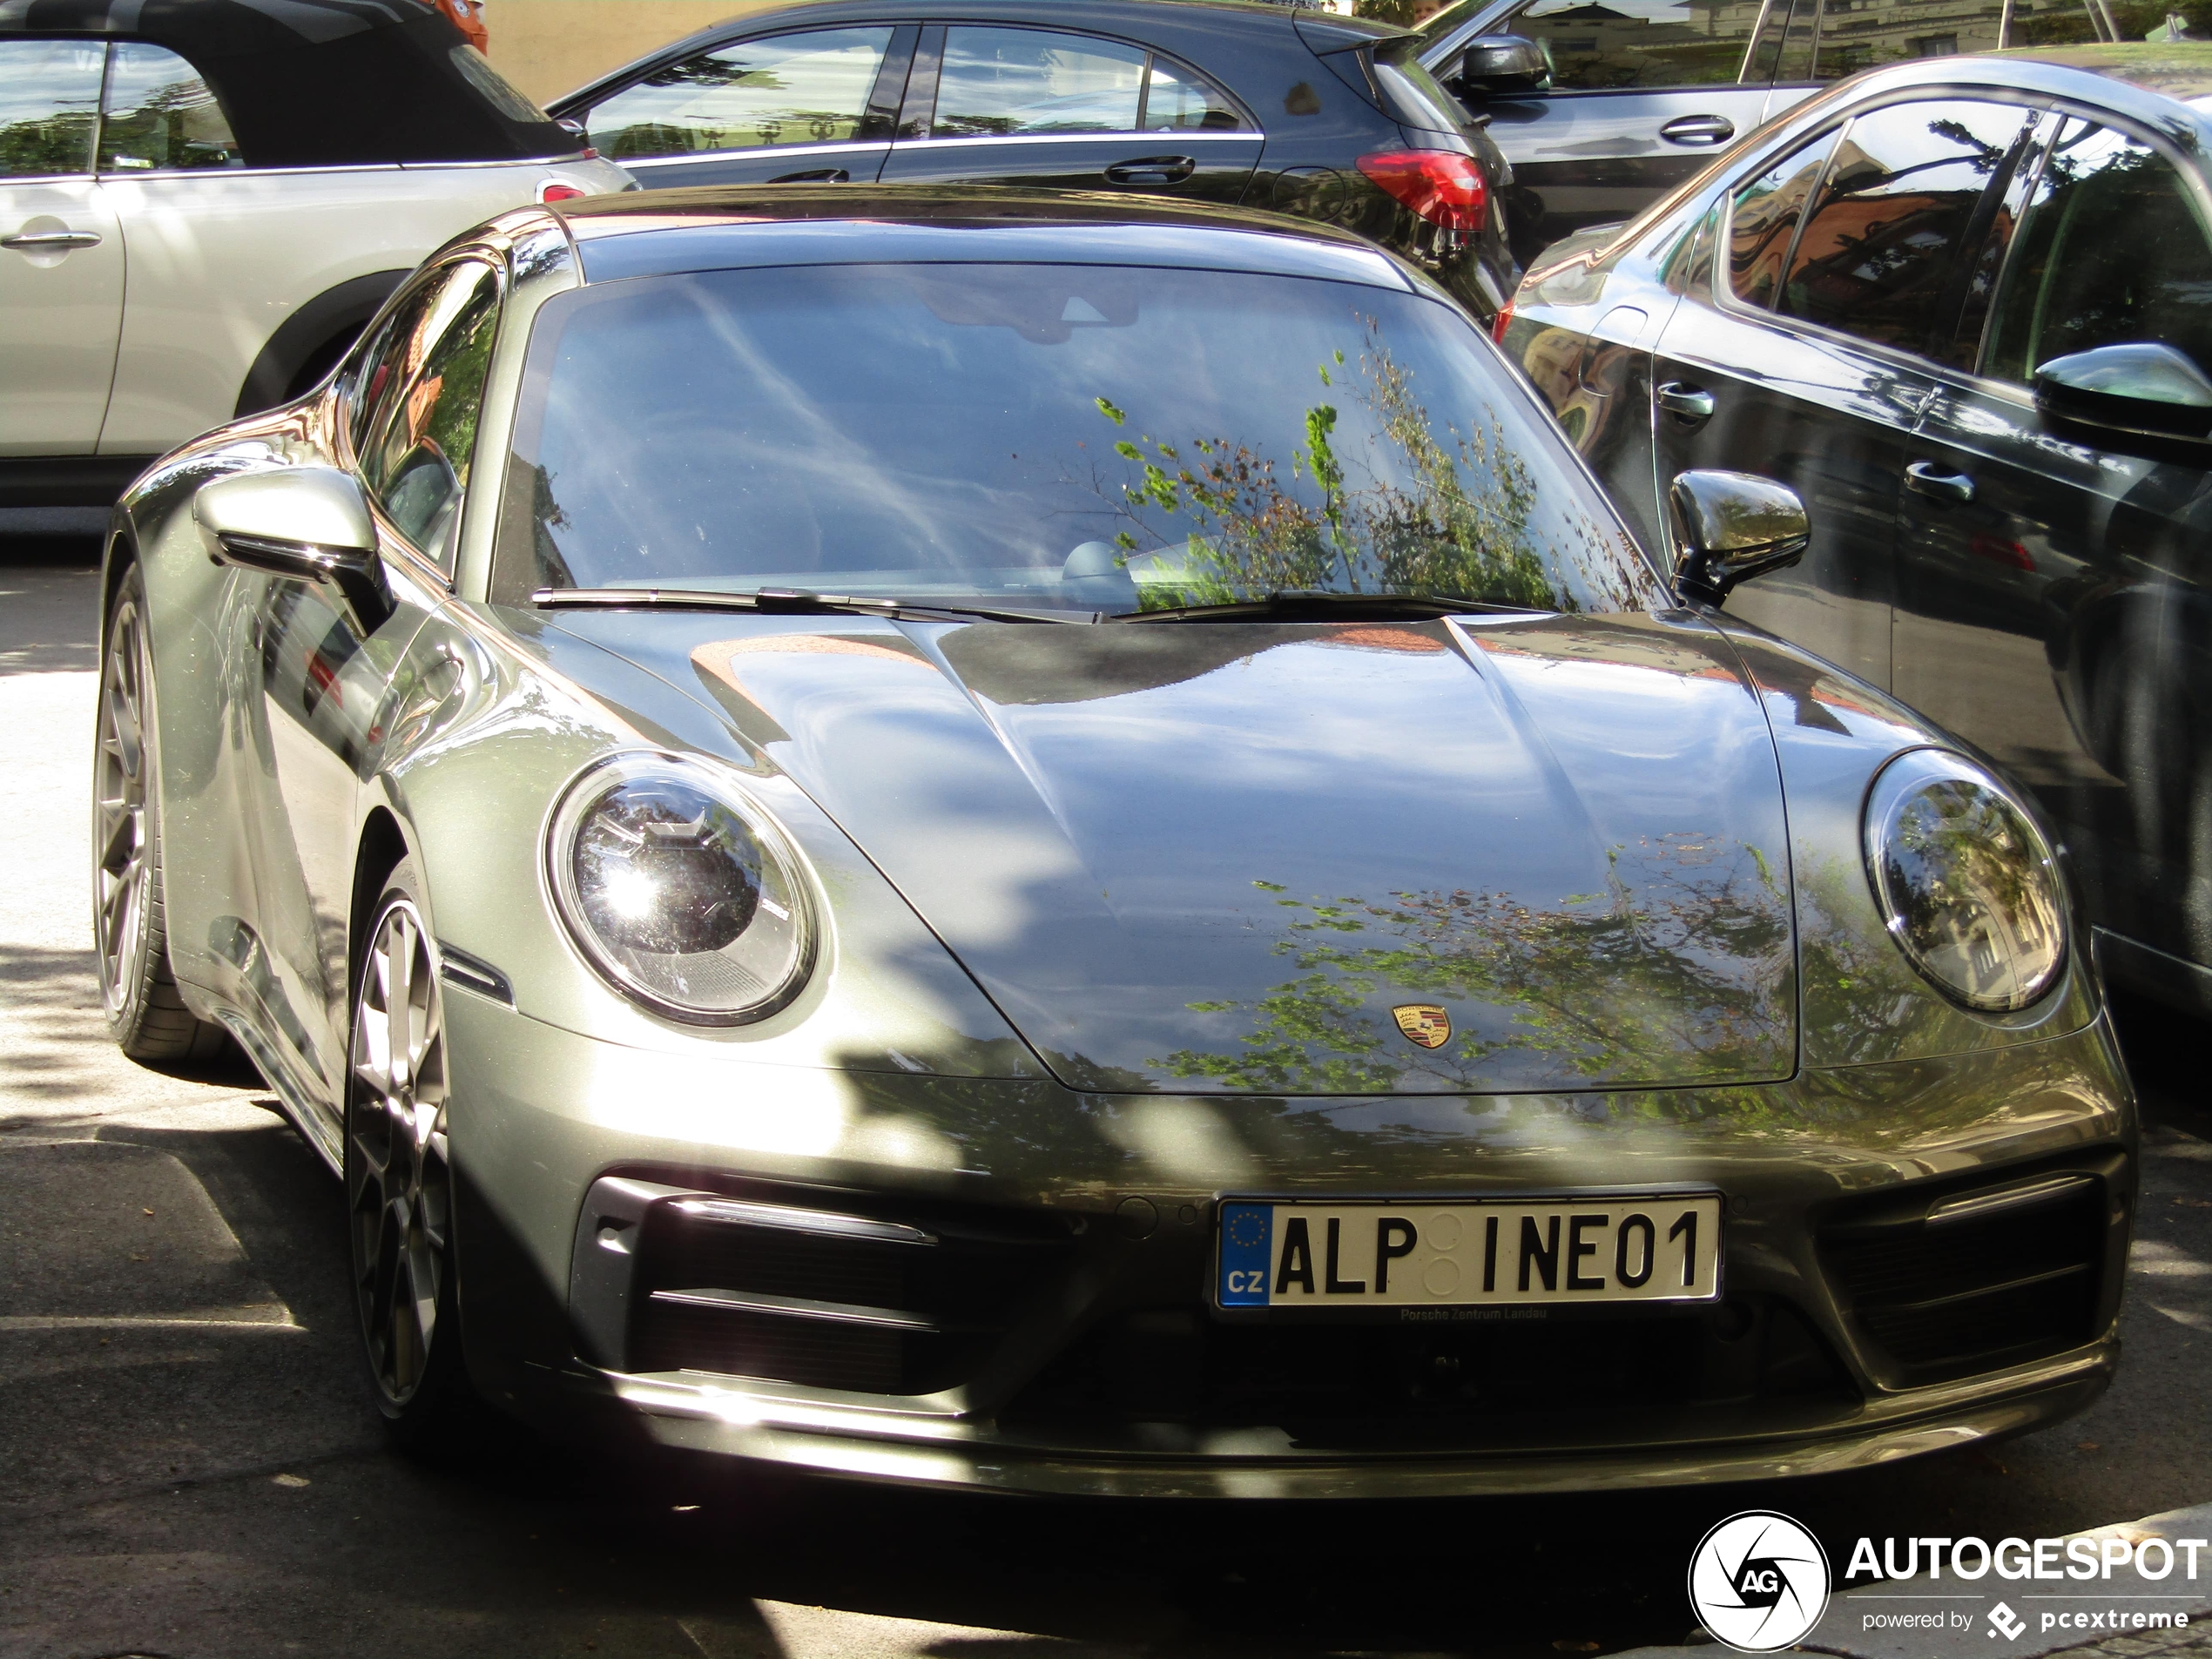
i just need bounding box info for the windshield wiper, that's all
[530,586,1089,624]
[1107,590,1540,624]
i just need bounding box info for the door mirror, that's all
[2033,342,2212,442]
[1668,469,1809,606]
[193,466,391,625]
[1447,36,1552,98]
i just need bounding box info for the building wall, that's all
[483,0,779,105]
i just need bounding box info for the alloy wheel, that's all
[92,597,152,1016]
[348,896,452,1407]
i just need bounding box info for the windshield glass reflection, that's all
[491,263,1664,616]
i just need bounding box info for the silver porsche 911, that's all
[92,188,2134,1497]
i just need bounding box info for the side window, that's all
[1138,57,1243,133]
[584,28,897,160]
[0,40,105,178]
[357,262,502,563]
[1778,99,2039,356]
[1509,0,1767,91]
[99,43,243,172]
[1770,0,2006,84]
[1727,134,1834,310]
[1985,118,2212,385]
[933,29,1148,136]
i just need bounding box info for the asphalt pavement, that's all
[5,537,2212,1659]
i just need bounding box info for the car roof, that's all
[1776,45,2212,153]
[548,185,1422,293]
[0,0,578,166]
[549,0,1404,111]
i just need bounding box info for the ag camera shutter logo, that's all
[1689,1511,1831,1651]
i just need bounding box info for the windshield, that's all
[491,261,1664,616]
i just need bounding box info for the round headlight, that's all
[546,752,814,1023]
[1862,749,2067,1013]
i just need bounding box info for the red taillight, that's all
[1492,294,1515,345]
[1356,149,1487,233]
[538,181,588,203]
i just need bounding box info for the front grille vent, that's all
[622,1189,1069,1396]
[1820,1169,2108,1384]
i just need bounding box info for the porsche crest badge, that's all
[1393,1004,1451,1049]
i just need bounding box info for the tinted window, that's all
[1728,134,1832,309]
[587,28,896,159]
[1770,0,2005,84]
[1985,118,2212,384]
[99,43,243,172]
[1779,100,2035,354]
[934,29,1146,136]
[1140,57,1244,132]
[0,40,103,178]
[1512,0,1766,90]
[494,264,1663,616]
[358,262,502,561]
[1373,44,1466,135]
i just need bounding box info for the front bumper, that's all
[446,990,2135,1497]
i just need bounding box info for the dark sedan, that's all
[544,0,1520,320]
[1502,44,2212,1015]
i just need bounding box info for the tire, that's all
[346,860,475,1446]
[93,564,232,1064]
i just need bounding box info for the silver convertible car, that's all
[93,188,2134,1496]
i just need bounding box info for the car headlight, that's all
[1863,749,2067,1012]
[546,752,814,1023]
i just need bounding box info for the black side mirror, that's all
[1668,469,1809,607]
[1448,35,1552,98]
[2033,341,2212,442]
[193,466,394,629]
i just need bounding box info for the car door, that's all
[1898,111,2212,975]
[878,25,1262,203]
[0,39,125,456]
[1425,0,1779,261]
[237,260,499,1116]
[1650,98,2036,691]
[575,25,915,187]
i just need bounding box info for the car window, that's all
[584,28,897,160]
[1508,0,1767,90]
[1777,99,2038,356]
[1727,133,1834,310]
[0,40,105,178]
[1372,42,1467,136]
[934,29,1148,136]
[98,42,244,172]
[1984,118,2212,386]
[1138,57,1243,132]
[358,261,502,563]
[1769,0,2005,83]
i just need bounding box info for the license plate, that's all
[1214,1195,1723,1312]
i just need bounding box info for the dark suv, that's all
[547,0,1519,320]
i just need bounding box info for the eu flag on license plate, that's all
[1217,1202,1273,1306]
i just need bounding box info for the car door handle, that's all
[1105,155,1196,185]
[1905,461,1975,504]
[1659,115,1736,146]
[2,229,102,251]
[767,167,849,184]
[1657,381,1716,421]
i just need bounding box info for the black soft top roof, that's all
[0,0,579,165]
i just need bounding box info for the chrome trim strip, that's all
[437,941,514,1005]
[652,1286,943,1330]
[621,141,890,168]
[1927,1172,2097,1226]
[891,129,1259,147]
[670,1196,937,1246]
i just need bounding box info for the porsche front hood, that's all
[573,610,1797,1096]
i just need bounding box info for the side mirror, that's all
[2033,341,2212,442]
[1669,469,1809,606]
[193,466,391,626]
[1448,35,1552,98]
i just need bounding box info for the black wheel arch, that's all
[234,268,412,419]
